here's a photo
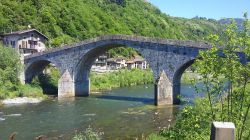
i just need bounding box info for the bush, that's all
[72,127,100,140]
[90,69,154,91]
[159,14,250,140]
[0,44,45,99]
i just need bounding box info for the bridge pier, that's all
[58,70,75,98]
[58,70,90,98]
[173,83,181,104]
[75,78,90,97]
[155,71,175,105]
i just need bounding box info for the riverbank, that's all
[1,97,43,105]
[90,69,200,92]
[90,69,154,92]
[0,84,47,105]
[0,68,199,103]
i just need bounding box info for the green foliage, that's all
[146,133,166,140]
[159,14,250,140]
[29,66,153,95]
[0,0,224,59]
[0,44,21,84]
[0,44,45,99]
[72,127,100,140]
[90,69,154,91]
[160,98,211,139]
[0,0,222,48]
[107,47,138,58]
[0,44,20,99]
[31,66,60,95]
[18,84,46,98]
[181,71,199,84]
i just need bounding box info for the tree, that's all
[0,44,22,99]
[194,13,250,140]
[160,14,250,140]
[0,44,21,84]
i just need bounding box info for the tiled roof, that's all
[134,56,145,62]
[2,29,48,40]
[107,58,115,62]
[126,60,134,64]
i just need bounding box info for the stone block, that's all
[155,71,173,105]
[211,122,235,140]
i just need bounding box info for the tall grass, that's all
[90,69,154,91]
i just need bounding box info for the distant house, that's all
[126,60,136,69]
[92,54,108,71]
[0,29,48,56]
[91,54,148,71]
[107,57,127,70]
[126,56,148,70]
[134,56,147,69]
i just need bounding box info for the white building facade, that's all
[1,29,48,56]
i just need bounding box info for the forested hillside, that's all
[0,0,223,48]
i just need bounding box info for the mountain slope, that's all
[0,0,223,47]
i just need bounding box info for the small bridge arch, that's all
[24,58,62,84]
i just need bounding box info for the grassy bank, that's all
[0,84,46,100]
[0,44,46,100]
[90,69,154,92]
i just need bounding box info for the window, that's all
[22,41,26,48]
[28,40,38,45]
[10,41,16,48]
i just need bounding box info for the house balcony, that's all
[19,45,38,50]
[29,45,37,49]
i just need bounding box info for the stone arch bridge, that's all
[22,35,248,106]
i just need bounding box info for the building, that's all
[0,29,48,56]
[91,54,108,72]
[126,60,136,69]
[91,54,148,71]
[134,56,148,69]
[126,56,148,70]
[107,57,127,70]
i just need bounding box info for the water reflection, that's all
[95,95,154,104]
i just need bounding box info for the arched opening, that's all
[173,59,197,104]
[75,44,155,104]
[25,60,60,96]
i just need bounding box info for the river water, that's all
[0,83,200,139]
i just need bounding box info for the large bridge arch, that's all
[74,42,156,96]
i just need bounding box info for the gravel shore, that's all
[1,97,43,105]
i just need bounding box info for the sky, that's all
[149,0,250,19]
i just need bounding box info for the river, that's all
[0,83,200,139]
